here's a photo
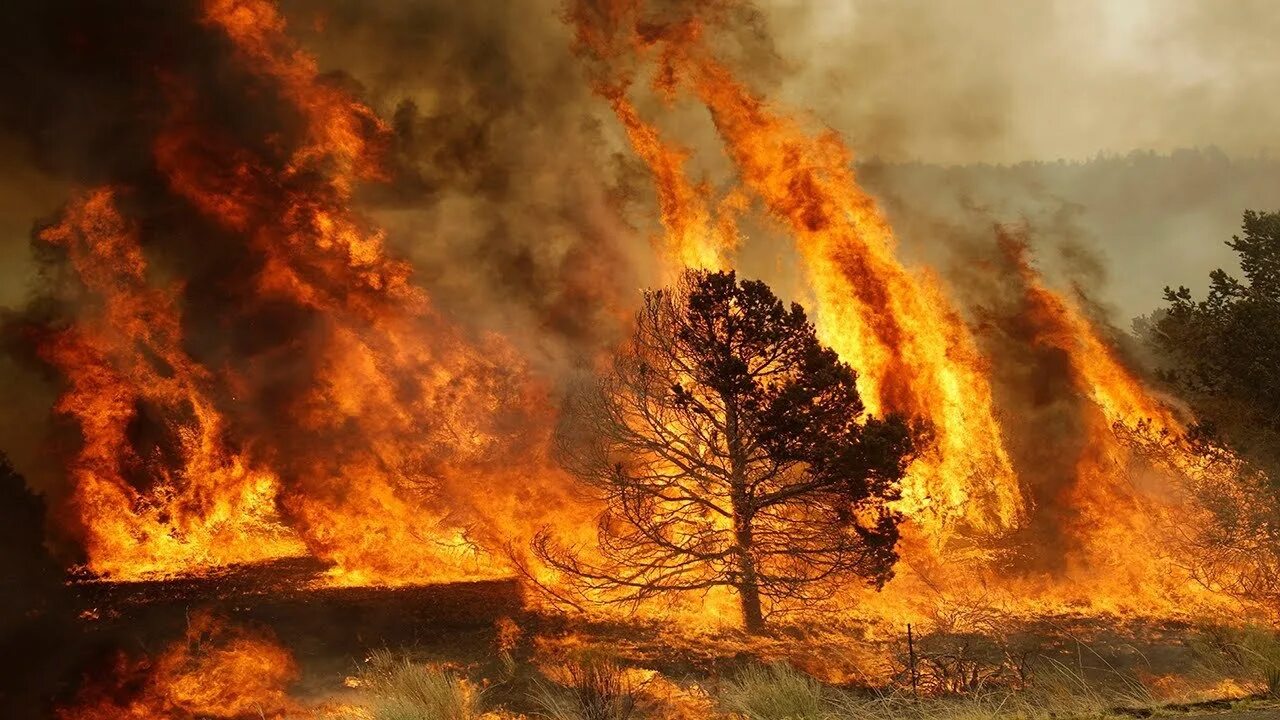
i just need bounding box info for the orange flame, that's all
[562,0,1258,621]
[37,189,304,576]
[43,0,582,585]
[569,3,1022,536]
[604,91,742,274]
[30,0,1265,627]
[56,612,299,720]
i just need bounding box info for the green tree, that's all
[537,270,915,632]
[1141,210,1280,479]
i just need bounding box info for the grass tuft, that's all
[534,660,638,720]
[718,663,830,720]
[718,657,1154,720]
[1211,625,1280,697]
[357,649,486,720]
[1187,620,1280,691]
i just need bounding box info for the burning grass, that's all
[54,611,300,720]
[337,633,1267,720]
[46,592,1279,720]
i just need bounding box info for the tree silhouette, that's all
[537,270,915,632]
[1141,210,1280,480]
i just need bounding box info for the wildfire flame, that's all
[37,188,305,576]
[560,0,1252,619]
[40,0,577,585]
[22,0,1263,625]
[56,612,300,720]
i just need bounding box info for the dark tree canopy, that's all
[1141,210,1280,479]
[537,269,915,631]
[0,451,66,624]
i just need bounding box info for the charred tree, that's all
[537,270,916,632]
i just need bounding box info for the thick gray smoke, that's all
[276,0,652,370]
[4,0,1276,359]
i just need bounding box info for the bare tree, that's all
[537,270,916,632]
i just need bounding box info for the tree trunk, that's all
[736,530,765,633]
[725,397,765,633]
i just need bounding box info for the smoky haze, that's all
[753,0,1280,317]
[764,0,1280,164]
[4,0,1278,321]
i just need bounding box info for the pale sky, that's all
[762,0,1280,163]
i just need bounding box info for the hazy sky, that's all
[763,0,1280,163]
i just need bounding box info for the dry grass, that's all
[1192,624,1280,697]
[714,659,1154,720]
[355,649,487,720]
[344,621,1261,720]
[718,663,830,720]
[533,660,639,720]
[832,663,1150,720]
[1237,627,1280,697]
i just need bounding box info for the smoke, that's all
[761,0,1280,164]
[272,0,652,370]
[4,0,1275,368]
[748,0,1280,322]
[858,151,1280,321]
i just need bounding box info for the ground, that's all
[12,561,1279,719]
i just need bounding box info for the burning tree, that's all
[538,269,915,631]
